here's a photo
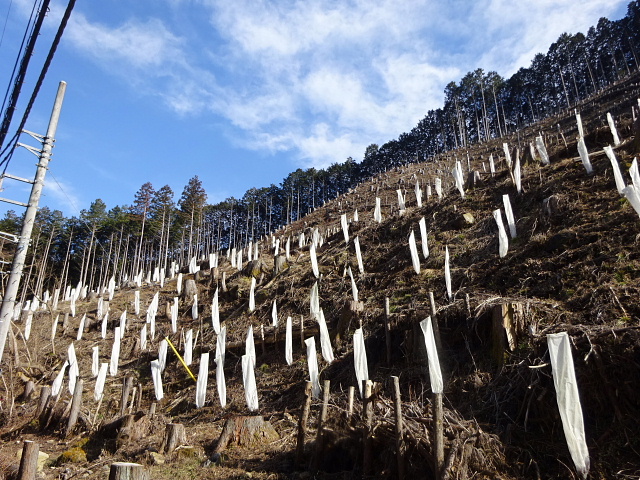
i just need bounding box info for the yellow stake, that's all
[165,336,196,382]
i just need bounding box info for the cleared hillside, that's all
[1,75,640,480]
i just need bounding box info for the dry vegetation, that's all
[2,75,640,479]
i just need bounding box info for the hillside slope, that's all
[1,76,640,479]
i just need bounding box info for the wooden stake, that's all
[384,297,392,365]
[392,376,405,480]
[347,386,355,420]
[161,423,186,454]
[108,462,148,480]
[35,385,51,421]
[434,392,444,479]
[363,380,373,476]
[17,440,39,480]
[65,379,83,437]
[428,291,443,352]
[120,376,134,416]
[312,379,330,472]
[295,381,313,467]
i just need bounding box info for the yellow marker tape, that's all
[165,336,196,382]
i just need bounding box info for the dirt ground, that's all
[1,74,640,479]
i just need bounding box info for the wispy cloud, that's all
[57,0,629,171]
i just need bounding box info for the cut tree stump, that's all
[108,462,149,480]
[161,423,186,454]
[17,440,39,480]
[183,279,197,300]
[213,416,279,456]
[116,413,151,449]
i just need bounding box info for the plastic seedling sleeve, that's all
[215,355,226,408]
[353,328,369,398]
[195,352,209,408]
[192,294,198,320]
[52,360,68,397]
[242,354,259,411]
[577,137,592,174]
[272,300,278,327]
[310,243,319,278]
[92,345,99,377]
[158,338,168,372]
[445,246,452,301]
[249,277,256,312]
[318,309,335,363]
[419,217,429,260]
[415,180,423,207]
[535,135,549,165]
[110,329,122,376]
[184,329,193,366]
[374,197,382,223]
[94,363,108,402]
[409,230,420,275]
[310,282,320,319]
[101,312,108,339]
[151,359,164,401]
[419,317,443,393]
[285,316,293,366]
[607,112,621,146]
[493,209,509,258]
[305,337,321,399]
[502,194,517,238]
[212,288,220,334]
[141,324,147,351]
[354,236,364,274]
[547,332,590,478]
[68,342,79,395]
[604,145,626,194]
[341,213,349,244]
[217,325,226,365]
[246,325,256,365]
[347,266,358,303]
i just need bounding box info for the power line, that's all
[0,0,77,172]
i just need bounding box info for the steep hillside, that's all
[1,76,640,480]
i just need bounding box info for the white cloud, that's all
[56,0,631,172]
[67,14,184,70]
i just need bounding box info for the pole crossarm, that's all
[0,81,66,365]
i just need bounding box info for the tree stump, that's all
[35,385,51,420]
[213,416,279,457]
[17,440,38,480]
[273,254,288,278]
[243,259,265,278]
[20,380,35,402]
[183,279,197,300]
[65,379,83,437]
[116,413,151,449]
[161,423,186,454]
[108,462,148,480]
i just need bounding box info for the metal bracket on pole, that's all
[0,81,67,365]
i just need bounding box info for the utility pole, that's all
[0,81,66,365]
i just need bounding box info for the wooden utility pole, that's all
[0,81,66,364]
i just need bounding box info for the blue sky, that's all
[0,0,630,218]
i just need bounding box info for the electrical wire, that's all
[0,0,76,172]
[0,0,14,50]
